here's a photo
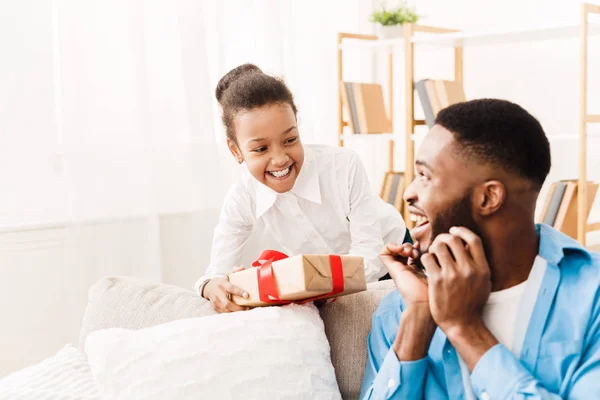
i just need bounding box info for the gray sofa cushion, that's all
[78,276,217,348]
[320,280,395,398]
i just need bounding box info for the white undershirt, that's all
[459,256,548,400]
[481,277,528,352]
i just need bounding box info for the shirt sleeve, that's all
[193,184,255,293]
[360,299,434,400]
[345,152,387,282]
[471,301,600,399]
[470,343,588,399]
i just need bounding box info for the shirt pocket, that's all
[538,340,582,357]
[535,340,582,392]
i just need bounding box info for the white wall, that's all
[0,219,163,376]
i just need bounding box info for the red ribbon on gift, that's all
[252,250,345,304]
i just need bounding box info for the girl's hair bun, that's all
[215,63,262,104]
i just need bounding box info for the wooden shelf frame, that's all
[579,3,600,245]
[338,24,600,49]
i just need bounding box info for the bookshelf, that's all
[337,25,461,226]
[337,3,600,243]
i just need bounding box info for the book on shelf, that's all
[380,172,404,213]
[538,180,599,239]
[554,181,598,239]
[538,182,557,224]
[542,181,567,226]
[415,79,466,127]
[339,81,392,134]
[552,181,577,230]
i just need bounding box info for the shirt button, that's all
[387,378,395,388]
[481,391,490,400]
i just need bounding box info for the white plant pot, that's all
[376,24,403,39]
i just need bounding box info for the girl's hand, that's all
[204,267,250,313]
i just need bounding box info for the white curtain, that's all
[60,0,239,346]
[2,0,230,225]
[0,0,234,372]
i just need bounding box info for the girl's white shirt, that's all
[195,145,406,292]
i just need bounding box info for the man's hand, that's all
[203,267,250,313]
[421,227,491,332]
[380,241,436,361]
[422,227,498,371]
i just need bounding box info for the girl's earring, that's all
[237,157,243,164]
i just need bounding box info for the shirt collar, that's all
[537,223,591,265]
[252,148,321,219]
[290,149,321,205]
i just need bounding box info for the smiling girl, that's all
[196,64,407,313]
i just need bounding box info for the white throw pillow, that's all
[85,303,341,400]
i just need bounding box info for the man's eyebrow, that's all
[415,159,434,172]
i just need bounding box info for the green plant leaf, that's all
[369,2,420,26]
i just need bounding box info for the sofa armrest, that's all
[318,279,396,399]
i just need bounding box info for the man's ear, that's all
[227,139,243,164]
[474,180,506,217]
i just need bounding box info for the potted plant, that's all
[369,3,419,39]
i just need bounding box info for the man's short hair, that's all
[435,99,551,189]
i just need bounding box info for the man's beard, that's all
[408,190,490,275]
[426,190,489,259]
[431,190,481,240]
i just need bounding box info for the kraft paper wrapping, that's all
[229,255,366,307]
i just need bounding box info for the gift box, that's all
[228,251,367,307]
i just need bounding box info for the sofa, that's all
[77,276,396,399]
